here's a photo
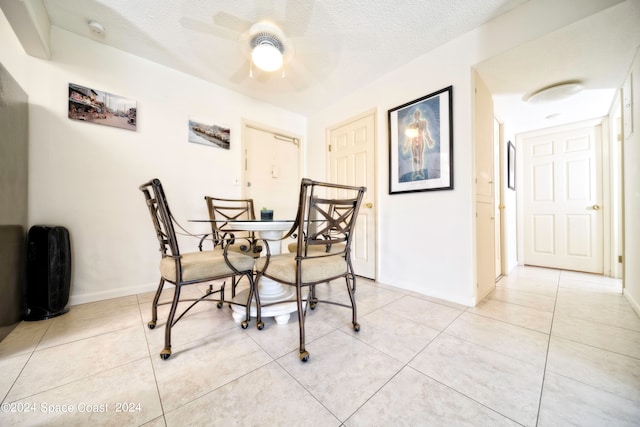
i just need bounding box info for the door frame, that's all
[326,108,378,280]
[495,118,505,279]
[241,119,303,216]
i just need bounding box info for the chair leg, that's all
[161,284,182,360]
[147,278,165,330]
[217,282,225,308]
[231,276,237,298]
[346,275,360,332]
[347,258,356,293]
[309,284,318,309]
[296,284,309,362]
[253,273,264,330]
[240,272,253,329]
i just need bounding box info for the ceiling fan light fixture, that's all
[250,33,284,72]
[252,43,283,71]
[524,81,584,104]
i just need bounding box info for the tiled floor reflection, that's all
[1,267,639,426]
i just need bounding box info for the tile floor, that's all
[1,266,639,426]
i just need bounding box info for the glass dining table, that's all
[190,219,301,325]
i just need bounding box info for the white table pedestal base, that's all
[225,221,304,326]
[231,277,307,325]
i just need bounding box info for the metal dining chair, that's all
[139,179,256,360]
[203,196,263,297]
[253,178,366,362]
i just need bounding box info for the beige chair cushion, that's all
[160,250,254,282]
[286,242,346,254]
[256,252,347,284]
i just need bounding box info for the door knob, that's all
[365,203,373,208]
[592,204,600,210]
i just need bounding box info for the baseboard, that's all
[0,323,18,343]
[475,285,495,305]
[377,279,475,307]
[68,282,158,306]
[625,290,640,318]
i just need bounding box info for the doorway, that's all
[327,110,377,279]
[242,121,301,223]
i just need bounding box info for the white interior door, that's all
[243,124,300,222]
[494,118,502,278]
[477,201,496,293]
[328,111,376,279]
[474,72,496,302]
[523,125,603,273]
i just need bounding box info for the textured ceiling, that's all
[476,0,640,132]
[40,0,529,114]
[6,0,638,131]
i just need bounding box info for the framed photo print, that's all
[188,116,230,149]
[68,83,137,131]
[388,86,453,194]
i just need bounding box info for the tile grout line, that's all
[534,271,561,426]
[4,299,153,406]
[1,319,55,404]
[136,293,168,425]
[404,307,526,426]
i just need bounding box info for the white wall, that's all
[2,0,630,308]
[0,12,306,305]
[623,47,640,314]
[306,0,623,306]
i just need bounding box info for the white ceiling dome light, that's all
[523,81,584,104]
[248,22,288,73]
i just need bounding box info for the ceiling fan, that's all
[179,1,337,87]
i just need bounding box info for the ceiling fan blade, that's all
[283,58,325,91]
[229,61,278,85]
[212,11,252,33]
[253,0,276,21]
[229,60,251,84]
[180,16,239,41]
[284,0,313,37]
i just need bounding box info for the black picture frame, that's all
[388,86,453,194]
[507,140,516,190]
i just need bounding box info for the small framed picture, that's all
[188,116,230,149]
[68,83,136,131]
[388,86,453,194]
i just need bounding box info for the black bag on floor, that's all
[25,225,71,321]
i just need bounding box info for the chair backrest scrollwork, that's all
[204,197,257,247]
[140,179,180,258]
[293,178,366,259]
